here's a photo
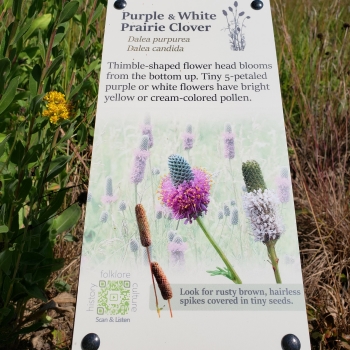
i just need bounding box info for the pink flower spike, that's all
[130,149,150,184]
[223,132,235,159]
[141,124,153,148]
[183,132,194,150]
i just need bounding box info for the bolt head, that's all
[251,0,264,10]
[81,333,100,350]
[114,0,127,10]
[281,334,301,350]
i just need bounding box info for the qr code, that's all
[97,280,130,315]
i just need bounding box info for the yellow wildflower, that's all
[42,91,71,124]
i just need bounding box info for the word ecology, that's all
[121,11,217,32]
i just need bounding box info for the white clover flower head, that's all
[243,189,284,243]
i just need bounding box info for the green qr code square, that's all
[99,280,106,288]
[97,280,130,316]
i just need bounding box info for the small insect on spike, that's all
[151,262,173,317]
[135,204,151,247]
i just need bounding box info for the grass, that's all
[272,0,350,348]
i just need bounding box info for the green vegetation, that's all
[272,0,350,348]
[0,0,105,347]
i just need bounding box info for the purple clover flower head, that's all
[100,211,109,223]
[141,121,153,148]
[223,204,230,217]
[168,230,177,242]
[168,154,194,187]
[101,176,117,204]
[230,199,236,206]
[218,210,224,220]
[223,124,235,159]
[183,132,194,151]
[186,124,193,133]
[130,149,149,184]
[159,155,211,224]
[152,167,160,175]
[168,234,188,268]
[243,189,284,243]
[119,200,126,211]
[130,239,139,253]
[230,207,239,225]
[276,176,290,203]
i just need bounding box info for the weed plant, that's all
[0,0,106,347]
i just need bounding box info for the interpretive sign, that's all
[72,0,310,349]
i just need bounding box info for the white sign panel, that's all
[72,0,310,349]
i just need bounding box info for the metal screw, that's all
[251,0,264,10]
[81,333,100,350]
[281,334,301,350]
[114,0,127,10]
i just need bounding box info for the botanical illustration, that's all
[222,1,251,51]
[82,115,299,288]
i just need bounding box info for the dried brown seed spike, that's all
[135,204,151,247]
[151,262,173,300]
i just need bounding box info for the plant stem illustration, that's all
[222,2,251,51]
